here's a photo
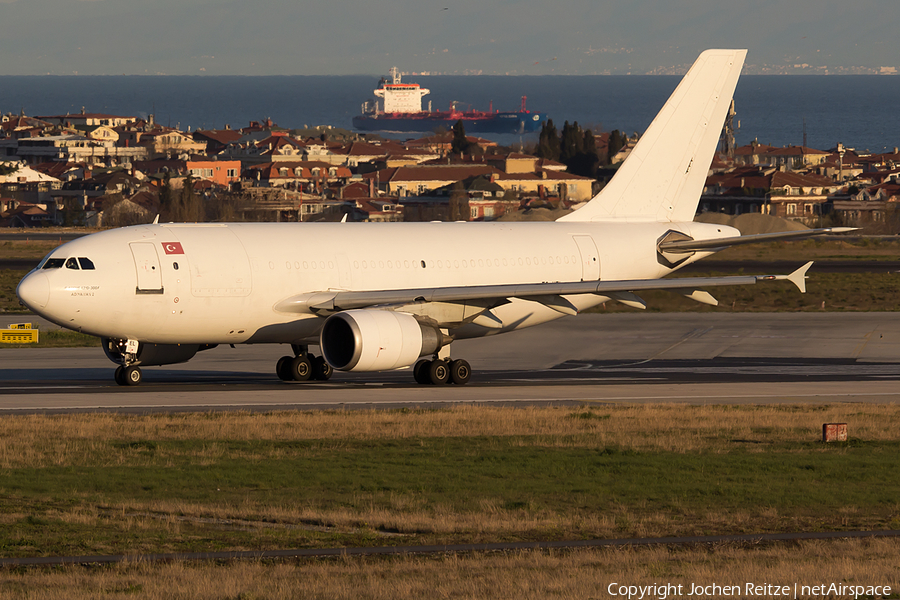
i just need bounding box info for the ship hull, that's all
[352,111,546,134]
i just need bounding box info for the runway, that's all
[2,312,900,412]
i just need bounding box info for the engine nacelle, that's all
[102,338,216,366]
[320,310,442,372]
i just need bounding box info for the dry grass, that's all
[0,239,63,261]
[2,404,898,546]
[1,404,897,470]
[1,538,898,600]
[2,405,899,597]
[713,237,900,262]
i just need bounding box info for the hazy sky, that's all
[0,0,897,76]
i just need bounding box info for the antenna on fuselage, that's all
[152,214,159,224]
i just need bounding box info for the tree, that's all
[536,119,560,161]
[607,130,625,164]
[60,197,86,227]
[158,173,175,222]
[559,121,584,164]
[566,129,600,178]
[449,181,470,221]
[178,175,204,222]
[102,194,153,228]
[451,120,470,155]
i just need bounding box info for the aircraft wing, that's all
[658,227,856,253]
[275,262,813,315]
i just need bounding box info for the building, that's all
[701,168,839,224]
[36,110,138,128]
[134,158,241,188]
[7,135,148,166]
[243,161,352,189]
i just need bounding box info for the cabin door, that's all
[130,242,164,294]
[572,235,600,281]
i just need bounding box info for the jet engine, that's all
[320,310,443,372]
[102,338,216,366]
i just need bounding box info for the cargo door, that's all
[130,242,164,294]
[188,227,252,297]
[573,235,600,281]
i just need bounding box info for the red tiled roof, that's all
[386,165,498,182]
[194,130,244,145]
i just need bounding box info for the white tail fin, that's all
[558,49,746,223]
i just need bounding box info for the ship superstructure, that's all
[374,67,431,114]
[353,67,546,135]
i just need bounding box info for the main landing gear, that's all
[413,358,471,386]
[276,345,333,382]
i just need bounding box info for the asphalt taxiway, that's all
[2,312,900,412]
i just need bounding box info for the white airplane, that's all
[16,49,848,387]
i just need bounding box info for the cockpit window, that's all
[78,257,95,270]
[65,257,80,270]
[42,258,65,270]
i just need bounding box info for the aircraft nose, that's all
[16,271,50,311]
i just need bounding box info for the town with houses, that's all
[1,107,900,232]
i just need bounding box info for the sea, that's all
[0,74,898,154]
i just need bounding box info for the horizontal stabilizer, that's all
[658,227,857,253]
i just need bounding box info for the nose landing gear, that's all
[114,365,143,386]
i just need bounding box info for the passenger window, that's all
[42,258,65,269]
[78,257,95,270]
[173,262,179,270]
[65,257,80,270]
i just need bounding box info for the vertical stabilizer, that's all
[558,49,746,223]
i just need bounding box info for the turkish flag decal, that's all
[162,242,184,255]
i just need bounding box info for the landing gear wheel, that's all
[428,360,450,385]
[114,365,126,386]
[449,359,471,386]
[276,355,293,381]
[311,355,333,381]
[123,365,142,386]
[413,360,430,385]
[289,355,312,382]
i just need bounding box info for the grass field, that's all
[1,405,899,597]
[2,539,899,600]
[0,239,62,261]
[1,405,899,556]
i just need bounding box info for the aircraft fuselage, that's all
[17,220,728,346]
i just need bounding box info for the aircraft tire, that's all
[276,356,293,381]
[124,365,143,386]
[114,365,126,386]
[413,360,430,384]
[312,355,333,381]
[289,355,313,382]
[449,359,471,386]
[428,360,450,385]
